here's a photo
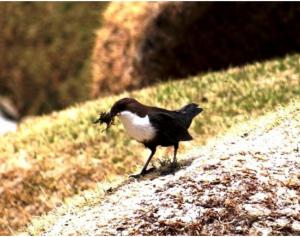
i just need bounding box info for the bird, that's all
[102,97,203,178]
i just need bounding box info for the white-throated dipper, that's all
[95,97,203,178]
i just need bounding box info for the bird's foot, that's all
[129,167,156,179]
[129,173,142,179]
[171,161,179,169]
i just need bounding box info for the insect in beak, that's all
[93,112,115,132]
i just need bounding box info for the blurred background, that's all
[0,3,107,124]
[0,2,299,130]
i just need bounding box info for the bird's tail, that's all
[178,103,203,128]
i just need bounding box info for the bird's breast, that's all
[119,111,156,142]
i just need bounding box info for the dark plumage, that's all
[96,97,203,177]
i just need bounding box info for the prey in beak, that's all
[93,111,115,131]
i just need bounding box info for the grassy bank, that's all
[0,2,107,117]
[0,53,300,234]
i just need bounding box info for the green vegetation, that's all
[0,53,300,235]
[0,2,107,116]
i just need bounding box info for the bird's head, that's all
[109,97,139,117]
[93,98,139,131]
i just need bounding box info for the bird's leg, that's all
[130,147,156,178]
[140,147,156,174]
[172,143,179,165]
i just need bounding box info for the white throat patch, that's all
[119,111,156,142]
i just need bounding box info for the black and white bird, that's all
[100,98,203,177]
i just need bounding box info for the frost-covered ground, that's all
[43,107,300,236]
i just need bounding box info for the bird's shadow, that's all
[143,155,198,178]
[105,156,199,195]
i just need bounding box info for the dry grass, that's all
[91,2,162,96]
[0,53,300,235]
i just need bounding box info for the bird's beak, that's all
[109,111,120,118]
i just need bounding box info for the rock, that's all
[0,112,17,135]
[0,96,18,135]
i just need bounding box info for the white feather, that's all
[119,111,156,142]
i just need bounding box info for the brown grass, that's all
[91,2,162,96]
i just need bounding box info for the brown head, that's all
[109,97,140,117]
[94,98,144,131]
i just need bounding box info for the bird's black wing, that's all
[149,111,192,145]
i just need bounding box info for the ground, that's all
[39,101,300,235]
